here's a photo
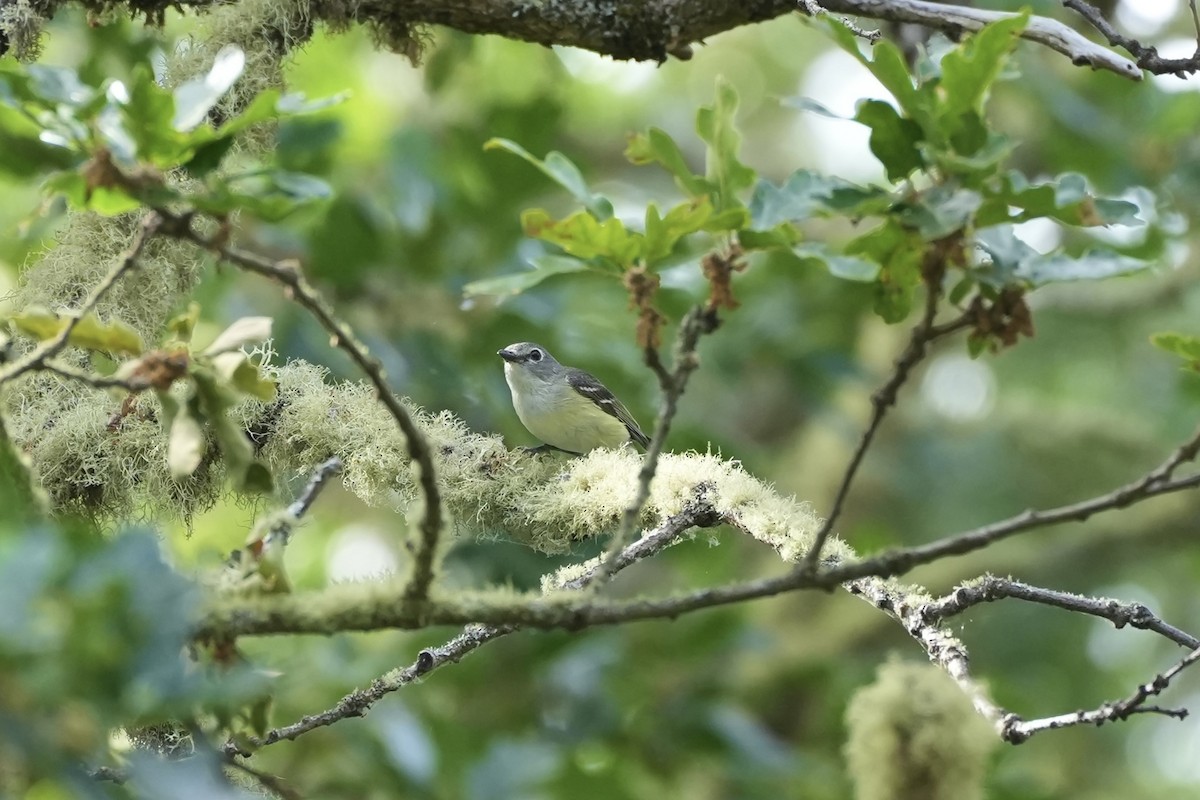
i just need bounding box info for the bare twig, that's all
[1063,0,1199,77]
[0,212,160,387]
[157,211,444,606]
[799,273,969,572]
[230,493,718,752]
[245,457,343,554]
[911,574,1200,741]
[1000,646,1200,743]
[821,0,1141,79]
[838,426,1200,580]
[798,0,882,42]
[287,456,343,521]
[594,305,718,582]
[922,576,1200,649]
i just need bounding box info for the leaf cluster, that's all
[471,17,1166,357]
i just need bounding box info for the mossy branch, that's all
[225,487,720,755]
[1,0,1147,78]
[156,209,447,606]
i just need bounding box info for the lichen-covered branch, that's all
[156,209,447,606]
[227,488,720,754]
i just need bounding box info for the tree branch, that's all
[157,210,446,607]
[15,0,1144,78]
[228,490,719,753]
[1063,0,1200,78]
[195,422,1200,640]
[836,425,1200,581]
[1000,645,1200,743]
[922,575,1200,649]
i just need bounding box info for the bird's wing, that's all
[566,368,650,449]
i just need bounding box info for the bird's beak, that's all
[497,348,520,363]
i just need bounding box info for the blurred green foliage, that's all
[2,4,1200,799]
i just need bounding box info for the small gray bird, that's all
[498,342,650,454]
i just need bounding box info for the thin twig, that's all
[839,426,1200,581]
[798,0,882,42]
[594,306,716,583]
[1000,646,1200,743]
[1062,0,1199,77]
[799,280,967,572]
[229,493,717,752]
[157,211,444,606]
[287,456,343,520]
[922,576,1200,649]
[41,361,152,391]
[0,212,161,387]
[820,0,1142,79]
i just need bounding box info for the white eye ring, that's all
[528,349,543,362]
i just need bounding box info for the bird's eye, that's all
[528,349,543,362]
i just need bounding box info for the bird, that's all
[497,342,650,455]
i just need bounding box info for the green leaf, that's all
[939,13,1028,120]
[900,185,982,239]
[0,106,81,176]
[792,242,881,282]
[11,308,143,355]
[738,224,802,250]
[822,20,926,127]
[122,66,180,163]
[749,170,891,228]
[196,171,333,221]
[624,127,711,197]
[976,226,1151,286]
[463,256,593,298]
[167,303,201,345]
[695,77,756,211]
[983,172,1142,228]
[644,197,714,262]
[1151,333,1200,370]
[855,100,925,181]
[193,369,272,495]
[172,45,246,132]
[25,65,94,107]
[846,220,924,323]
[1018,250,1150,286]
[521,208,643,265]
[210,352,278,402]
[484,138,613,219]
[0,416,47,524]
[182,136,236,178]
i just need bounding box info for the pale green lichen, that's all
[10,213,205,344]
[0,0,45,61]
[4,373,221,521]
[257,361,828,556]
[844,658,996,800]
